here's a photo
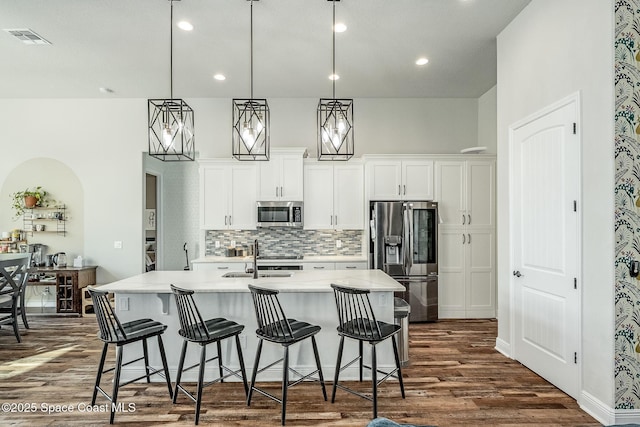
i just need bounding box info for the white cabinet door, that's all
[304,164,334,229]
[402,160,434,200]
[304,162,364,230]
[333,163,364,229]
[200,165,230,229]
[229,164,257,230]
[435,159,495,228]
[437,229,466,318]
[304,262,336,271]
[280,155,304,200]
[466,161,495,228]
[465,228,495,318]
[435,161,465,226]
[367,161,402,200]
[192,262,245,272]
[258,153,304,201]
[200,162,257,230]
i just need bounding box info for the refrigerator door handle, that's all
[403,204,414,274]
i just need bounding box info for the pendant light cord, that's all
[250,0,254,99]
[332,0,336,100]
[170,0,174,99]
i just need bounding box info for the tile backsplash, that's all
[205,229,363,257]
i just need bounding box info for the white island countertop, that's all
[98,269,403,294]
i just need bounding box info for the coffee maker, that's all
[28,243,47,267]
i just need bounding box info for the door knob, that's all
[513,270,523,277]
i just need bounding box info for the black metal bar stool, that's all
[330,284,405,419]
[246,285,327,426]
[88,287,173,424]
[171,284,248,425]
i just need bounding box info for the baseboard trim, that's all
[580,390,615,425]
[495,337,511,358]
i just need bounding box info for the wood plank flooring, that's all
[0,317,600,426]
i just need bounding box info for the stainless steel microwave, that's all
[256,201,303,228]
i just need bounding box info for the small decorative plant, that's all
[10,186,47,219]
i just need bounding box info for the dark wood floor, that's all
[0,317,600,426]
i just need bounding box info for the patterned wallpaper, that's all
[615,0,640,409]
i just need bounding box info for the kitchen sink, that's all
[221,272,293,278]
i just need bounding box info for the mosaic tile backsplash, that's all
[205,229,363,257]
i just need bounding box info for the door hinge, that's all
[573,200,577,212]
[573,122,577,134]
[574,352,578,364]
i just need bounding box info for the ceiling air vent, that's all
[4,28,51,45]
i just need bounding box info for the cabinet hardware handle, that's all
[468,214,471,225]
[398,185,401,195]
[330,216,333,225]
[468,233,471,244]
[276,187,279,197]
[218,266,229,270]
[403,185,406,195]
[334,215,337,225]
[462,214,466,225]
[462,234,466,244]
[228,216,232,225]
[281,186,283,197]
[224,215,227,225]
[314,266,325,269]
[345,266,356,269]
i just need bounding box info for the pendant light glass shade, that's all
[232,99,270,160]
[317,0,353,161]
[318,98,353,160]
[232,0,269,161]
[148,0,195,162]
[148,99,195,161]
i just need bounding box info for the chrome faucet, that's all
[252,239,259,279]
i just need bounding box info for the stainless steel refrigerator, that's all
[369,201,438,322]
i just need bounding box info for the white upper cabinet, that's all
[258,148,306,201]
[304,161,364,230]
[365,159,434,200]
[435,159,494,228]
[200,161,257,230]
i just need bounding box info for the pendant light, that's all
[148,0,195,162]
[232,0,270,161]
[317,0,354,161]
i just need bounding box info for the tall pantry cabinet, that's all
[435,158,496,318]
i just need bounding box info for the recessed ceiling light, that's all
[213,74,226,81]
[334,23,347,33]
[415,57,429,66]
[177,21,193,31]
[329,74,340,81]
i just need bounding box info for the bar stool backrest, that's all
[248,285,294,340]
[331,284,382,340]
[88,287,127,342]
[170,284,210,341]
[0,254,30,300]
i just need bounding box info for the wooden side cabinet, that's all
[54,266,97,315]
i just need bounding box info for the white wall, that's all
[0,96,482,283]
[496,0,614,415]
[478,86,497,153]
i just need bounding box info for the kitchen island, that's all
[98,269,404,382]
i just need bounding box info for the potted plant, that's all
[10,186,47,219]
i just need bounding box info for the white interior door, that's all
[510,96,580,399]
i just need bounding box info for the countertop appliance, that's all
[256,201,303,228]
[370,201,438,322]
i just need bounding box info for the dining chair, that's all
[330,284,405,419]
[0,253,31,342]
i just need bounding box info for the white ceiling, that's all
[0,0,530,99]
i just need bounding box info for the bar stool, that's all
[246,285,327,426]
[171,284,248,425]
[0,253,31,343]
[88,287,173,424]
[330,284,405,419]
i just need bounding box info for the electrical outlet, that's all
[215,241,221,248]
[336,240,342,248]
[114,241,123,249]
[119,297,129,311]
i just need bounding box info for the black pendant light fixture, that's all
[317,0,354,161]
[232,0,270,161]
[148,0,195,162]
